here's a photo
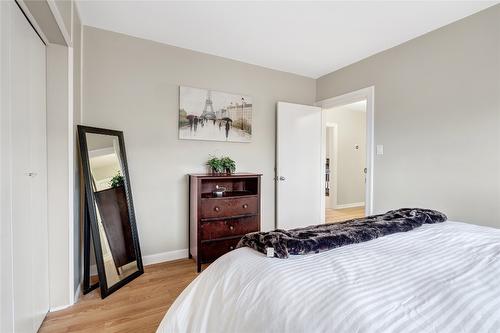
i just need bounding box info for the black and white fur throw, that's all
[237,208,447,259]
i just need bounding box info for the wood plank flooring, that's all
[326,206,365,223]
[39,259,200,333]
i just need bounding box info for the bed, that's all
[157,221,500,332]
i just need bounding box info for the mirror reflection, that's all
[86,133,138,286]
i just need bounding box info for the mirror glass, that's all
[86,133,139,287]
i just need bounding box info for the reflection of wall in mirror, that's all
[92,160,120,191]
[86,133,122,185]
[88,147,122,190]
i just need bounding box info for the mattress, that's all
[157,221,500,333]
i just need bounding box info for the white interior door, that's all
[276,102,323,229]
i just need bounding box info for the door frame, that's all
[316,86,375,217]
[325,122,338,209]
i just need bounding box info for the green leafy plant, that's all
[109,171,124,188]
[206,155,236,174]
[206,156,224,174]
[220,156,236,174]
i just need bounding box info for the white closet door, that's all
[28,9,49,331]
[10,2,49,332]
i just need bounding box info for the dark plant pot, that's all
[225,168,232,175]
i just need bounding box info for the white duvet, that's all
[157,221,500,333]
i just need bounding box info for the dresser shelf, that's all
[200,191,255,199]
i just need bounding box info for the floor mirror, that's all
[78,125,143,298]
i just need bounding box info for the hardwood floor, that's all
[326,206,365,223]
[40,259,200,333]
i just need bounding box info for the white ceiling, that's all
[76,1,497,78]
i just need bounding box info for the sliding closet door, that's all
[9,2,49,332]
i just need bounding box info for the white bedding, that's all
[157,221,500,333]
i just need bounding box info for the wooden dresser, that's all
[189,173,261,272]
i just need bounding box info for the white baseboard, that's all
[49,284,81,312]
[50,303,71,312]
[90,248,189,276]
[335,202,365,209]
[142,248,189,266]
[49,284,81,313]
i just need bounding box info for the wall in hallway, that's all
[325,103,366,207]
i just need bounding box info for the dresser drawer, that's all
[200,196,258,219]
[200,237,241,262]
[201,216,259,240]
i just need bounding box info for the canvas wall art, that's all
[179,86,252,142]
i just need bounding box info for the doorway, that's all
[317,86,375,222]
[275,87,374,229]
[324,101,367,223]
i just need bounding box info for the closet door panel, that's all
[28,14,49,330]
[11,3,35,331]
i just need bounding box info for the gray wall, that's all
[46,42,71,308]
[317,5,500,227]
[82,26,316,257]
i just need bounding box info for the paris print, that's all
[179,86,252,142]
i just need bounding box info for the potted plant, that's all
[109,171,124,188]
[206,156,223,174]
[220,156,236,175]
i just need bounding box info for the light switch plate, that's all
[376,145,384,155]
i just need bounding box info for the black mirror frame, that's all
[77,125,144,298]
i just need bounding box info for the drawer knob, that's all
[214,206,220,212]
[229,225,234,230]
[242,204,248,209]
[229,246,234,250]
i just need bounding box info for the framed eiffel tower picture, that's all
[179,86,252,142]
